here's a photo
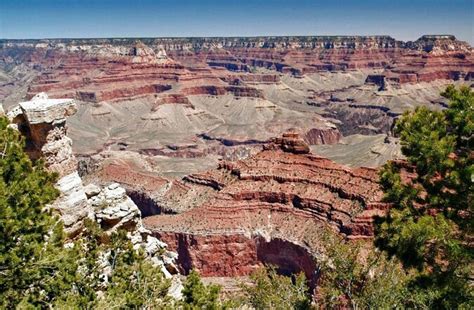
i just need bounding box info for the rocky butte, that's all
[8,93,91,234]
[138,133,390,290]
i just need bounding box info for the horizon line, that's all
[0,34,460,41]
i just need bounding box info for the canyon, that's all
[1,35,472,294]
[1,35,472,168]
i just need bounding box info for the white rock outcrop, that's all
[54,172,90,230]
[10,93,91,235]
[9,93,182,297]
[6,105,23,122]
[89,182,141,231]
[86,181,180,282]
[19,92,77,124]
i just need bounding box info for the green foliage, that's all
[376,85,473,308]
[96,230,172,309]
[239,266,311,310]
[50,223,229,309]
[0,118,174,308]
[181,269,224,309]
[317,230,411,309]
[0,116,66,307]
[52,221,173,309]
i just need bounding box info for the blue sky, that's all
[1,0,472,43]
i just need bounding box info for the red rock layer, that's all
[381,52,474,84]
[26,56,180,102]
[152,94,193,110]
[157,233,319,289]
[99,162,168,191]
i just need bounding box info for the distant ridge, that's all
[1,35,471,52]
[0,34,462,43]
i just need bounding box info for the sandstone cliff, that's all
[9,93,92,234]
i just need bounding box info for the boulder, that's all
[90,183,141,231]
[84,183,101,198]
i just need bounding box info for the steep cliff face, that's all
[157,233,319,289]
[4,35,469,52]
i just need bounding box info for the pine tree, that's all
[317,230,411,309]
[239,266,311,310]
[52,220,175,309]
[97,230,172,309]
[0,116,69,307]
[181,269,223,309]
[376,85,473,308]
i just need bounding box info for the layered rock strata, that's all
[1,36,471,105]
[3,36,469,161]
[143,133,389,283]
